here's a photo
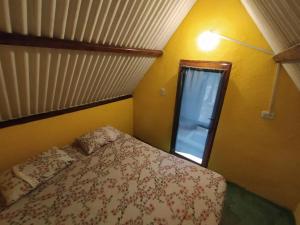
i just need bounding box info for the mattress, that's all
[0,133,226,225]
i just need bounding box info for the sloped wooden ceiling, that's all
[241,0,300,90]
[0,0,196,123]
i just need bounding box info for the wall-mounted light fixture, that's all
[197,31,221,51]
[197,30,273,55]
[197,30,280,120]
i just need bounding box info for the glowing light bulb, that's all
[197,31,220,51]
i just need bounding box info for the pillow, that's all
[77,126,121,154]
[0,169,34,206]
[12,147,75,188]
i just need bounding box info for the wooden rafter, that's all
[0,32,163,57]
[0,95,132,128]
[273,44,300,63]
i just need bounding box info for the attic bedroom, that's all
[0,0,299,225]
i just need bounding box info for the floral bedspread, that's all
[0,134,226,225]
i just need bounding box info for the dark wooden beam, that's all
[273,44,300,63]
[0,32,163,57]
[0,95,132,129]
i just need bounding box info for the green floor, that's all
[220,182,296,225]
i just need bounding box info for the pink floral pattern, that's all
[0,134,226,225]
[13,147,75,187]
[0,169,34,206]
[77,126,122,154]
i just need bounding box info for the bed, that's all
[0,132,226,225]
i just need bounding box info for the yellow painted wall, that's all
[0,98,133,172]
[134,0,300,210]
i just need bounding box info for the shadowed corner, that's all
[220,182,296,225]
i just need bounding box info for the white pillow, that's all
[77,126,121,154]
[0,169,34,206]
[12,147,75,188]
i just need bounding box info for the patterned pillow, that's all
[0,169,34,206]
[77,126,121,154]
[12,147,75,188]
